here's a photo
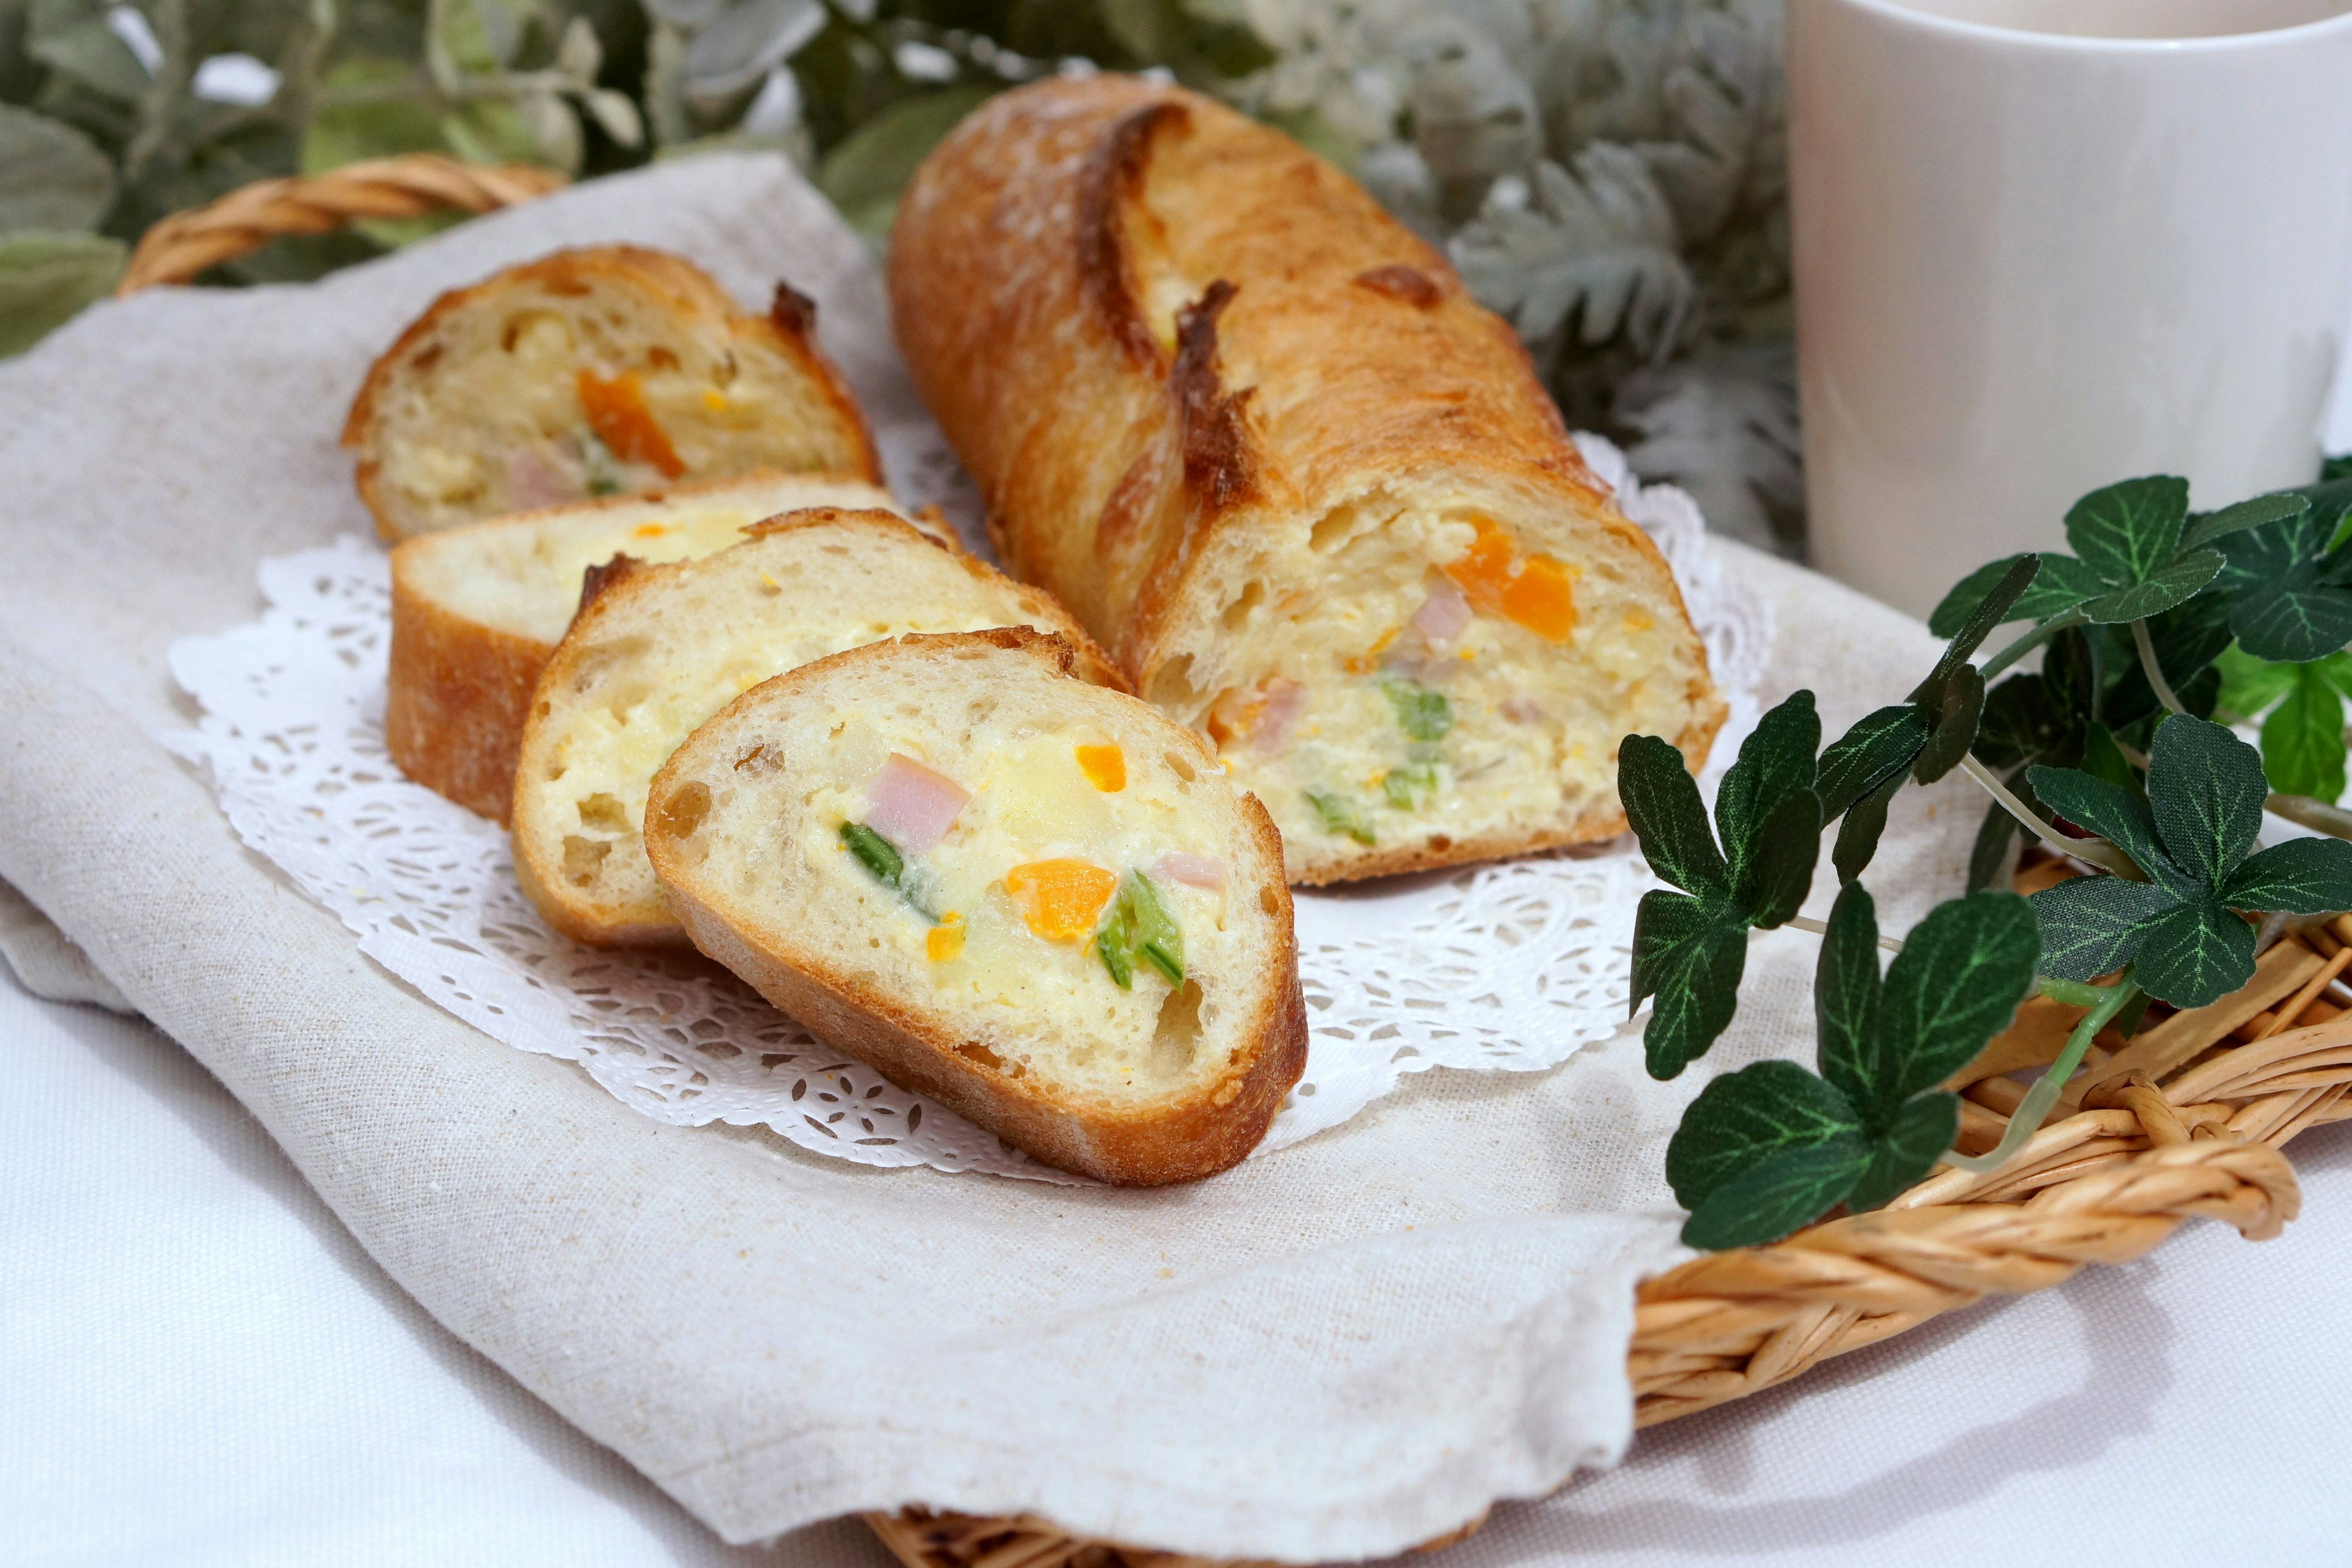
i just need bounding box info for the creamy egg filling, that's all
[803,719,1235,1097]
[1185,497,1697,864]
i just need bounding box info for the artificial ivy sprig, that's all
[1812,554,2041,884]
[2027,714,2352,1006]
[1623,691,1822,1080]
[1663,882,2040,1248]
[2218,646,2352,803]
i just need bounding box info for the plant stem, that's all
[2130,619,2186,714]
[1980,611,2085,680]
[2266,791,2352,842]
[1943,972,2140,1174]
[1959,755,2146,879]
[1782,913,1902,954]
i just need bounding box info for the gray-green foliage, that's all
[1223,0,1797,549]
[0,0,647,353]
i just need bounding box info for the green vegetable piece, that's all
[1305,790,1375,845]
[1383,761,1439,810]
[1381,681,1454,742]
[1095,924,1134,989]
[1128,872,1184,986]
[840,821,905,889]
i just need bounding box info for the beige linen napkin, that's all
[0,153,1978,1558]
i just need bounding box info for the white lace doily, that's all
[162,432,1765,1183]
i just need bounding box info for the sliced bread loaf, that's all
[513,510,1121,947]
[344,246,881,540]
[643,628,1305,1184]
[388,470,902,821]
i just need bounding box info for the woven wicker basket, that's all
[126,160,2349,1567]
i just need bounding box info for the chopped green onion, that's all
[1383,760,1440,810]
[1306,790,1376,845]
[1093,870,1185,989]
[1381,680,1453,742]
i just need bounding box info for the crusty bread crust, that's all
[645,627,1308,1185]
[512,510,1128,948]
[345,245,882,540]
[385,472,897,823]
[888,77,1724,884]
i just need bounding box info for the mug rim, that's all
[1826,0,2352,51]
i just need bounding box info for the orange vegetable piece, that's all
[1074,743,1126,792]
[1442,516,1517,614]
[927,914,965,962]
[1501,555,1578,643]
[1005,860,1118,942]
[576,369,685,478]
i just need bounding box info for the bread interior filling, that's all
[374,286,851,529]
[780,716,1243,1102]
[1162,492,1701,870]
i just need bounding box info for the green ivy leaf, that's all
[2182,492,2310,552]
[1681,1137,1875,1252]
[2212,501,2352,663]
[1619,733,1728,895]
[1874,889,2041,1103]
[2078,547,2223,625]
[1666,1059,1864,1216]
[2324,454,2352,484]
[1844,1093,1961,1213]
[2065,475,2192,589]
[2025,765,2174,888]
[1967,800,2020,894]
[2030,873,2175,982]
[1815,704,1928,820]
[2132,900,2255,1006]
[2080,723,2145,801]
[1912,661,1985,784]
[2215,643,2299,718]
[1717,691,1822,920]
[1811,881,1883,1114]
[2219,837,2352,915]
[2258,661,2350,802]
[1631,889,1749,1079]
[2147,711,2266,885]
[1831,772,1904,887]
[1929,552,2103,638]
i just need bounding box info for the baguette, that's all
[643,627,1306,1184]
[513,510,1122,947]
[889,76,1725,884]
[344,246,881,540]
[387,470,900,821]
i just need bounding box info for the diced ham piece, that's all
[1412,581,1473,646]
[1150,851,1227,890]
[864,753,970,855]
[504,442,580,510]
[1254,678,1307,753]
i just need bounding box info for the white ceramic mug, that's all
[1790,0,2352,619]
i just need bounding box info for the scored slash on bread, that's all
[889,77,1724,885]
[511,508,1123,948]
[387,470,902,821]
[343,245,882,540]
[643,627,1306,1185]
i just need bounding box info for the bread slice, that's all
[643,627,1306,1184]
[343,246,881,540]
[386,470,903,822]
[513,510,1124,948]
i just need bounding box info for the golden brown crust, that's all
[343,244,882,541]
[888,75,1720,882]
[385,557,549,823]
[645,628,1308,1185]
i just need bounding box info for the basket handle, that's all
[115,153,567,296]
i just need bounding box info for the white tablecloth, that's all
[10,960,2349,1564]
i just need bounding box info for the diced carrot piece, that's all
[1005,860,1118,942]
[1074,744,1126,792]
[576,369,685,478]
[1442,516,1517,614]
[1501,554,1578,643]
[927,914,965,962]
